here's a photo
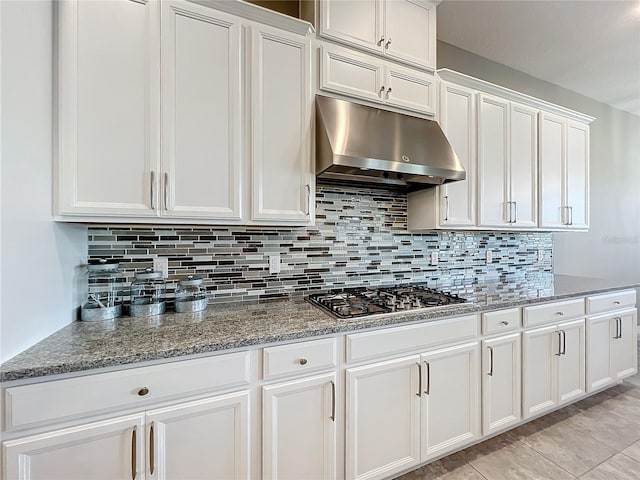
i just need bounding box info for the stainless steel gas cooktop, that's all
[307,285,466,319]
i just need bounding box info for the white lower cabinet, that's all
[587,309,638,391]
[523,319,585,419]
[262,373,337,480]
[481,334,521,435]
[3,414,145,480]
[2,392,250,480]
[346,341,480,480]
[346,356,421,480]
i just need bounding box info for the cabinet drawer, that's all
[263,338,337,380]
[482,308,521,335]
[523,298,585,327]
[4,351,251,431]
[346,314,479,363]
[586,290,636,315]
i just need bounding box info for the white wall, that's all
[0,0,87,363]
[438,41,640,283]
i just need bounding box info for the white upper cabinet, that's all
[539,112,590,230]
[320,44,436,116]
[55,0,314,225]
[477,94,538,228]
[319,0,436,71]
[161,1,242,220]
[56,0,160,218]
[251,25,313,223]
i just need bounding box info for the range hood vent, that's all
[315,95,465,191]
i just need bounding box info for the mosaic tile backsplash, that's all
[88,183,553,304]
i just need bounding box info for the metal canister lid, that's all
[179,275,204,286]
[87,258,120,272]
[134,268,163,280]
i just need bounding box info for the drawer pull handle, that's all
[561,330,567,355]
[149,422,155,475]
[416,362,422,397]
[613,301,621,305]
[488,346,494,376]
[138,387,150,396]
[131,426,137,480]
[556,311,564,316]
[501,320,509,326]
[425,361,431,395]
[555,331,563,356]
[299,358,308,365]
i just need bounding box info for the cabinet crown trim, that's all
[437,69,595,124]
[187,0,315,36]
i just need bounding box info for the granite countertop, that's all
[1,274,638,383]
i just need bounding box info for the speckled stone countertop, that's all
[1,274,638,383]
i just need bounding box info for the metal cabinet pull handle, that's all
[556,311,564,316]
[149,422,155,475]
[488,346,494,376]
[443,195,450,221]
[416,362,422,397]
[619,317,623,338]
[138,387,149,396]
[305,184,311,215]
[555,331,562,356]
[377,36,385,46]
[568,206,573,225]
[386,87,392,96]
[561,330,567,355]
[506,201,513,223]
[425,361,431,395]
[379,85,385,97]
[131,425,137,480]
[150,171,156,209]
[613,301,621,305]
[299,358,308,365]
[164,172,169,211]
[330,380,336,421]
[385,38,392,48]
[513,201,517,223]
[501,320,509,326]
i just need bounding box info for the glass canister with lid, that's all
[81,259,124,321]
[129,268,166,317]
[175,275,208,313]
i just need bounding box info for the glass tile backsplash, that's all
[88,183,553,303]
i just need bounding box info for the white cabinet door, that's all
[263,373,336,480]
[384,64,436,115]
[611,310,638,381]
[346,356,421,480]
[3,414,144,480]
[383,0,436,70]
[160,1,242,220]
[56,0,160,217]
[438,81,476,227]
[565,120,590,229]
[539,112,565,228]
[420,342,480,461]
[557,319,586,404]
[509,102,538,228]
[320,45,385,103]
[482,334,521,435]
[320,0,382,54]
[586,315,614,391]
[523,325,558,418]
[251,25,313,223]
[477,94,510,227]
[146,391,250,480]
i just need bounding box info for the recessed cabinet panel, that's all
[320,46,384,103]
[161,2,242,219]
[611,310,638,380]
[478,94,509,227]
[57,0,160,216]
[556,319,586,404]
[383,0,436,70]
[251,26,312,222]
[523,325,558,418]
[565,121,589,229]
[384,64,435,115]
[509,103,538,228]
[320,0,381,54]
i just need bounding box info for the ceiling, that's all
[437,0,640,116]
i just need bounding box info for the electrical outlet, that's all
[537,249,545,263]
[430,251,439,266]
[486,250,492,265]
[269,254,281,274]
[153,257,169,278]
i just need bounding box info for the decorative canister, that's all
[175,275,208,313]
[81,259,124,321]
[129,268,166,317]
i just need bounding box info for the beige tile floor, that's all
[396,344,640,480]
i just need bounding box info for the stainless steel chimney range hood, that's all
[315,95,465,191]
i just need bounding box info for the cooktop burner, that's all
[308,285,466,319]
